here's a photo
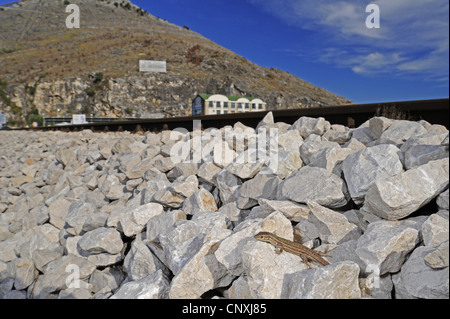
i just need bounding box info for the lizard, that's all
[254,231,329,268]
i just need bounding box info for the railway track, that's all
[10,98,450,133]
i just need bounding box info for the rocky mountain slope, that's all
[0,0,352,124]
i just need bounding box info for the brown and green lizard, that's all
[254,232,329,268]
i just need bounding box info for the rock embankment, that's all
[0,114,448,299]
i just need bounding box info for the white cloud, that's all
[249,0,449,83]
[351,52,406,74]
[319,1,385,38]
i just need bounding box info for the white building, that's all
[193,94,267,116]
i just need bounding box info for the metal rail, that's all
[9,98,450,133]
[42,117,138,126]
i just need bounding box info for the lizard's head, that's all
[254,232,274,243]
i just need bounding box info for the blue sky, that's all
[132,0,449,103]
[1,0,448,103]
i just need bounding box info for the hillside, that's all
[0,0,352,124]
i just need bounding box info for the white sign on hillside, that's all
[72,114,87,125]
[139,60,167,73]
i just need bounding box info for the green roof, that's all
[198,94,258,101]
[199,94,212,100]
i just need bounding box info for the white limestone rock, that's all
[14,257,38,291]
[118,203,164,237]
[362,158,449,220]
[170,175,199,198]
[197,162,222,185]
[105,183,125,201]
[110,270,170,299]
[89,267,122,297]
[299,134,340,165]
[87,252,121,268]
[325,240,366,271]
[436,189,449,210]
[277,129,303,154]
[424,240,449,269]
[400,132,449,153]
[240,239,308,299]
[146,209,187,242]
[227,159,264,180]
[99,174,121,198]
[350,125,375,145]
[289,116,331,139]
[356,220,421,275]
[123,235,169,281]
[273,150,303,179]
[343,137,366,152]
[293,220,320,245]
[82,211,109,233]
[48,197,71,230]
[159,212,231,275]
[215,169,242,204]
[152,187,184,209]
[151,154,176,173]
[322,125,351,144]
[342,144,404,205]
[213,141,238,168]
[65,201,96,235]
[78,227,124,256]
[403,144,449,169]
[419,120,449,134]
[167,162,199,180]
[56,149,78,168]
[359,274,394,299]
[400,246,449,299]
[218,202,242,224]
[258,198,310,222]
[226,275,252,299]
[379,120,428,147]
[125,157,156,180]
[309,146,354,175]
[118,152,141,175]
[307,201,360,245]
[18,230,61,260]
[442,132,449,146]
[369,117,393,140]
[32,247,64,273]
[169,234,234,299]
[214,211,293,278]
[421,213,449,248]
[287,261,361,299]
[58,287,93,299]
[256,111,275,129]
[237,173,280,209]
[278,166,349,209]
[31,255,96,299]
[111,137,134,155]
[182,188,218,215]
